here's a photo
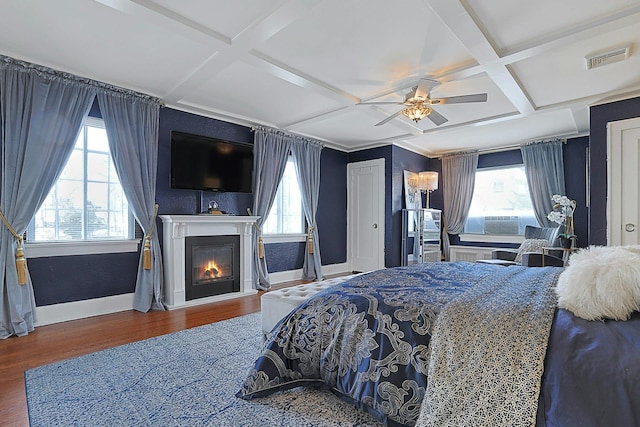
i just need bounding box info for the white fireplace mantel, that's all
[160,214,260,309]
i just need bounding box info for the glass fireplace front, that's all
[184,235,240,300]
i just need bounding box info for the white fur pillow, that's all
[556,245,640,321]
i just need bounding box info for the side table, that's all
[541,247,577,266]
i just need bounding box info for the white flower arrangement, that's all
[547,194,576,240]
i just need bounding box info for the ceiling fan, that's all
[357,78,487,127]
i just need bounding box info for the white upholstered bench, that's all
[261,273,362,335]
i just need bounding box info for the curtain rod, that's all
[437,137,569,158]
[251,125,325,147]
[0,54,162,105]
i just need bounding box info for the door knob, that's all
[625,223,635,232]
[372,223,378,229]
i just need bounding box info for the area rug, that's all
[25,313,382,426]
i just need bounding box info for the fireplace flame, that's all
[201,260,226,280]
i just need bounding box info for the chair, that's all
[478,225,564,267]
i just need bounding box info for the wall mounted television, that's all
[170,131,253,193]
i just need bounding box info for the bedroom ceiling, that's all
[1,0,639,156]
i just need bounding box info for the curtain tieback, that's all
[247,208,265,259]
[0,209,28,285]
[307,225,315,254]
[143,204,159,270]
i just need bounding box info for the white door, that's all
[607,117,640,245]
[347,158,385,272]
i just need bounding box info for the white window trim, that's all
[261,233,306,244]
[26,239,140,258]
[459,234,524,244]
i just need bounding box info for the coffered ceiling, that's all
[1,0,639,155]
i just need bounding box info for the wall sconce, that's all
[419,171,438,208]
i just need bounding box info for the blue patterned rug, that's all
[25,313,382,426]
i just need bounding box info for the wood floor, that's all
[0,284,298,427]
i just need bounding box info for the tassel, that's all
[308,233,314,254]
[258,236,265,259]
[15,247,27,285]
[142,204,159,271]
[143,237,152,270]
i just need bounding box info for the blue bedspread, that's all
[537,309,640,427]
[238,262,640,426]
[238,262,541,426]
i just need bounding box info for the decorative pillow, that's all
[556,245,640,321]
[514,238,549,264]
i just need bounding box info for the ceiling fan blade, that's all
[415,78,439,99]
[357,101,405,105]
[433,93,487,104]
[426,109,448,126]
[375,109,405,126]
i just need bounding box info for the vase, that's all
[558,236,573,249]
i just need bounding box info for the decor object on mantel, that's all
[207,200,225,214]
[547,194,576,248]
[419,171,438,209]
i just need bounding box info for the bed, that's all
[237,260,640,426]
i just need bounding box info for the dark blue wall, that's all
[477,149,522,168]
[30,253,139,305]
[589,96,640,245]
[348,146,394,266]
[563,136,589,247]
[346,145,438,267]
[390,146,437,266]
[318,148,348,264]
[446,136,588,249]
[30,90,627,307]
[157,108,254,216]
[30,106,352,306]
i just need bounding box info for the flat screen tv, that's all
[170,131,253,193]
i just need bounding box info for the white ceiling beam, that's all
[94,0,229,46]
[424,0,535,114]
[498,4,640,63]
[245,51,358,104]
[150,0,348,106]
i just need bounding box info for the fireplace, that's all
[185,235,240,300]
[160,214,259,309]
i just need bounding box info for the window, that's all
[262,157,304,235]
[27,117,133,242]
[463,165,539,236]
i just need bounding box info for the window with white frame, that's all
[262,157,305,235]
[27,117,133,242]
[463,165,539,236]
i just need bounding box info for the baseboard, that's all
[269,262,350,285]
[35,293,134,327]
[34,262,351,326]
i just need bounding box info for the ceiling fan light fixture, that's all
[402,102,432,123]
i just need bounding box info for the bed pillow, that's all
[514,238,549,264]
[556,245,640,321]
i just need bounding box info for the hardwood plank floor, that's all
[0,282,302,427]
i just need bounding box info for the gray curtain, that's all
[0,56,96,338]
[521,139,566,227]
[252,127,292,290]
[97,91,163,312]
[442,151,479,261]
[291,139,323,281]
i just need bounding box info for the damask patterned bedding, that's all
[237,262,562,426]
